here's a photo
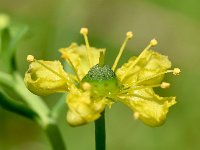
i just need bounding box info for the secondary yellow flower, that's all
[24,28,180,127]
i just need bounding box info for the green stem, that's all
[95,111,106,150]
[45,121,67,150]
[0,89,37,120]
[0,72,67,149]
[13,72,50,126]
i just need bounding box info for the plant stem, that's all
[95,111,106,150]
[0,72,67,149]
[0,89,37,120]
[45,121,67,150]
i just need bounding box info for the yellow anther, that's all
[27,55,35,62]
[126,31,133,39]
[173,68,181,75]
[82,82,91,91]
[133,112,140,120]
[161,82,170,89]
[112,31,133,71]
[80,28,88,35]
[150,38,158,46]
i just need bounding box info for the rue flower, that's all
[24,28,180,127]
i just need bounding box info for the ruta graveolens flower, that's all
[24,28,180,127]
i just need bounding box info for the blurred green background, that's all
[0,0,199,149]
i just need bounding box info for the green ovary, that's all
[82,64,120,95]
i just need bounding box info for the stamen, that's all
[121,38,158,81]
[112,31,133,71]
[61,53,81,82]
[129,68,177,86]
[82,82,91,91]
[120,82,168,94]
[133,70,171,86]
[133,112,140,120]
[161,82,170,89]
[27,55,69,84]
[80,27,92,67]
[37,60,67,81]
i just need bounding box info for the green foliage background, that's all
[0,0,199,149]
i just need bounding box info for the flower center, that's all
[82,64,119,95]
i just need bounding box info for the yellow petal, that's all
[24,60,73,96]
[66,86,106,126]
[118,88,176,127]
[116,50,171,85]
[59,43,105,80]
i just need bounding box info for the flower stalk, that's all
[95,111,106,150]
[45,121,67,150]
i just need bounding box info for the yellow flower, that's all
[24,28,180,127]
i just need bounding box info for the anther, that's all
[27,55,35,62]
[82,82,91,91]
[133,112,140,120]
[80,28,88,35]
[150,38,158,46]
[161,82,170,89]
[126,31,133,39]
[173,68,181,75]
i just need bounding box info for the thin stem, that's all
[121,39,157,81]
[80,28,92,67]
[0,72,67,149]
[112,36,129,71]
[0,89,37,120]
[14,73,67,149]
[36,60,68,83]
[13,72,50,126]
[45,122,67,150]
[63,56,81,82]
[95,111,106,150]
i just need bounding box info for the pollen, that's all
[161,82,170,89]
[150,38,158,46]
[27,55,35,62]
[173,68,181,75]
